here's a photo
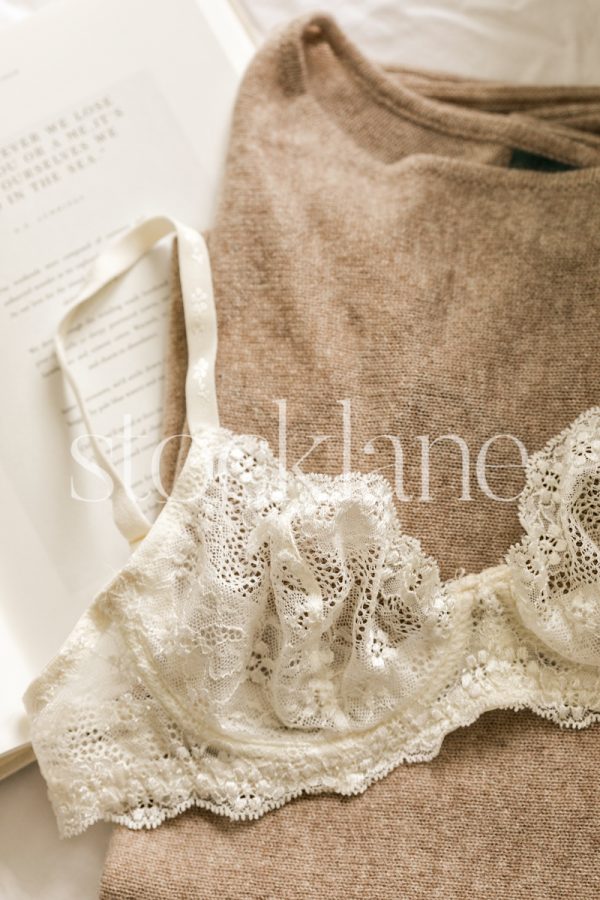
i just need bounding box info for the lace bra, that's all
[25,217,600,837]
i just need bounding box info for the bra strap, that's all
[55,215,219,546]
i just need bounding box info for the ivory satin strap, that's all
[54,215,219,545]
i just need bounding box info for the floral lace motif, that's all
[508,408,600,666]
[25,411,600,837]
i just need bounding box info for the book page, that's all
[0,0,253,755]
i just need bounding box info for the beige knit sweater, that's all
[102,14,600,899]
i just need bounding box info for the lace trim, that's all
[25,411,600,837]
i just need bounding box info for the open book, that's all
[0,0,255,779]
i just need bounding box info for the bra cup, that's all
[508,409,600,668]
[117,431,463,738]
[255,489,459,731]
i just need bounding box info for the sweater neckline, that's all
[284,14,600,189]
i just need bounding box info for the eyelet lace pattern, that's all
[25,410,600,837]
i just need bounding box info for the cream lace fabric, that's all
[25,218,600,837]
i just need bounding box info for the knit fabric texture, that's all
[101,13,600,898]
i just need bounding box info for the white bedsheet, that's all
[4,0,600,83]
[0,764,110,899]
[237,0,600,84]
[0,2,598,899]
